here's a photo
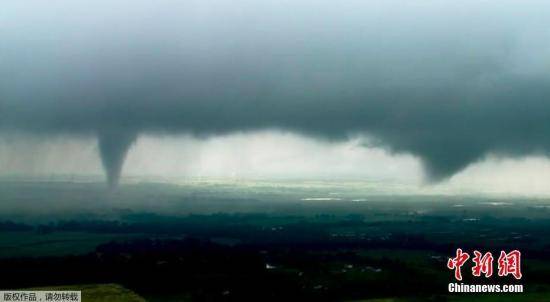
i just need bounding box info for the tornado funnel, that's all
[97,129,137,188]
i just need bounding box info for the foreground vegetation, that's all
[31,284,147,302]
[0,181,548,301]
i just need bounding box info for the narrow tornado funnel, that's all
[97,129,137,188]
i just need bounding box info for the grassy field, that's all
[0,232,145,258]
[0,181,548,301]
[26,284,548,302]
[356,293,548,302]
[447,293,550,301]
[31,284,147,302]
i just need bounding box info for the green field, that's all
[355,293,548,301]
[0,181,548,301]
[30,284,146,302]
[0,232,147,258]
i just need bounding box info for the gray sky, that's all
[2,0,550,191]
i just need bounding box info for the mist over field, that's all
[2,0,550,190]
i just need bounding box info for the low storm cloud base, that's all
[1,0,550,186]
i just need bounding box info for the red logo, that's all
[447,248,470,281]
[498,250,522,280]
[447,249,522,280]
[472,250,494,278]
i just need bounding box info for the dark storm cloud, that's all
[2,0,550,184]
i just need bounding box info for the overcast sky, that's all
[2,0,550,194]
